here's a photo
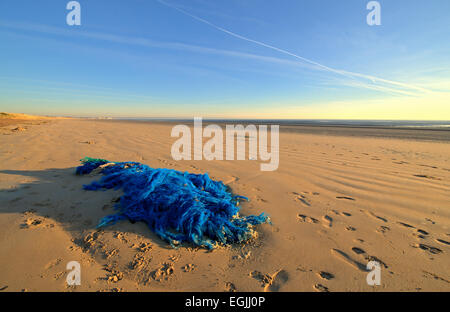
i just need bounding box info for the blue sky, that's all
[0,0,449,119]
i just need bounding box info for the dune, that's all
[0,118,449,292]
[0,112,55,130]
[0,112,49,120]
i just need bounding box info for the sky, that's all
[0,0,449,119]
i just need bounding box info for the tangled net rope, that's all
[76,157,270,249]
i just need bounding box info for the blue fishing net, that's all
[76,157,270,249]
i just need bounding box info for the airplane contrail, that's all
[156,0,431,95]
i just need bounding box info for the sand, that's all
[0,117,449,292]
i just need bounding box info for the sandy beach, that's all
[0,117,449,292]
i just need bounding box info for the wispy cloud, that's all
[0,11,435,97]
[156,0,433,97]
[0,76,161,102]
[0,20,316,71]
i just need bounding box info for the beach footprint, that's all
[331,249,367,272]
[250,269,289,292]
[322,215,333,228]
[364,210,388,223]
[255,196,268,203]
[397,221,415,229]
[267,270,289,292]
[292,192,311,206]
[436,239,450,246]
[225,282,236,292]
[297,214,319,224]
[413,243,443,255]
[313,284,329,292]
[377,225,390,234]
[413,229,429,240]
[336,196,355,201]
[317,271,335,280]
[352,247,366,255]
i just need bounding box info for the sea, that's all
[111,118,450,129]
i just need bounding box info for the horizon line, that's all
[3,112,450,122]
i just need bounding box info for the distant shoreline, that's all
[88,118,450,143]
[92,117,450,128]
